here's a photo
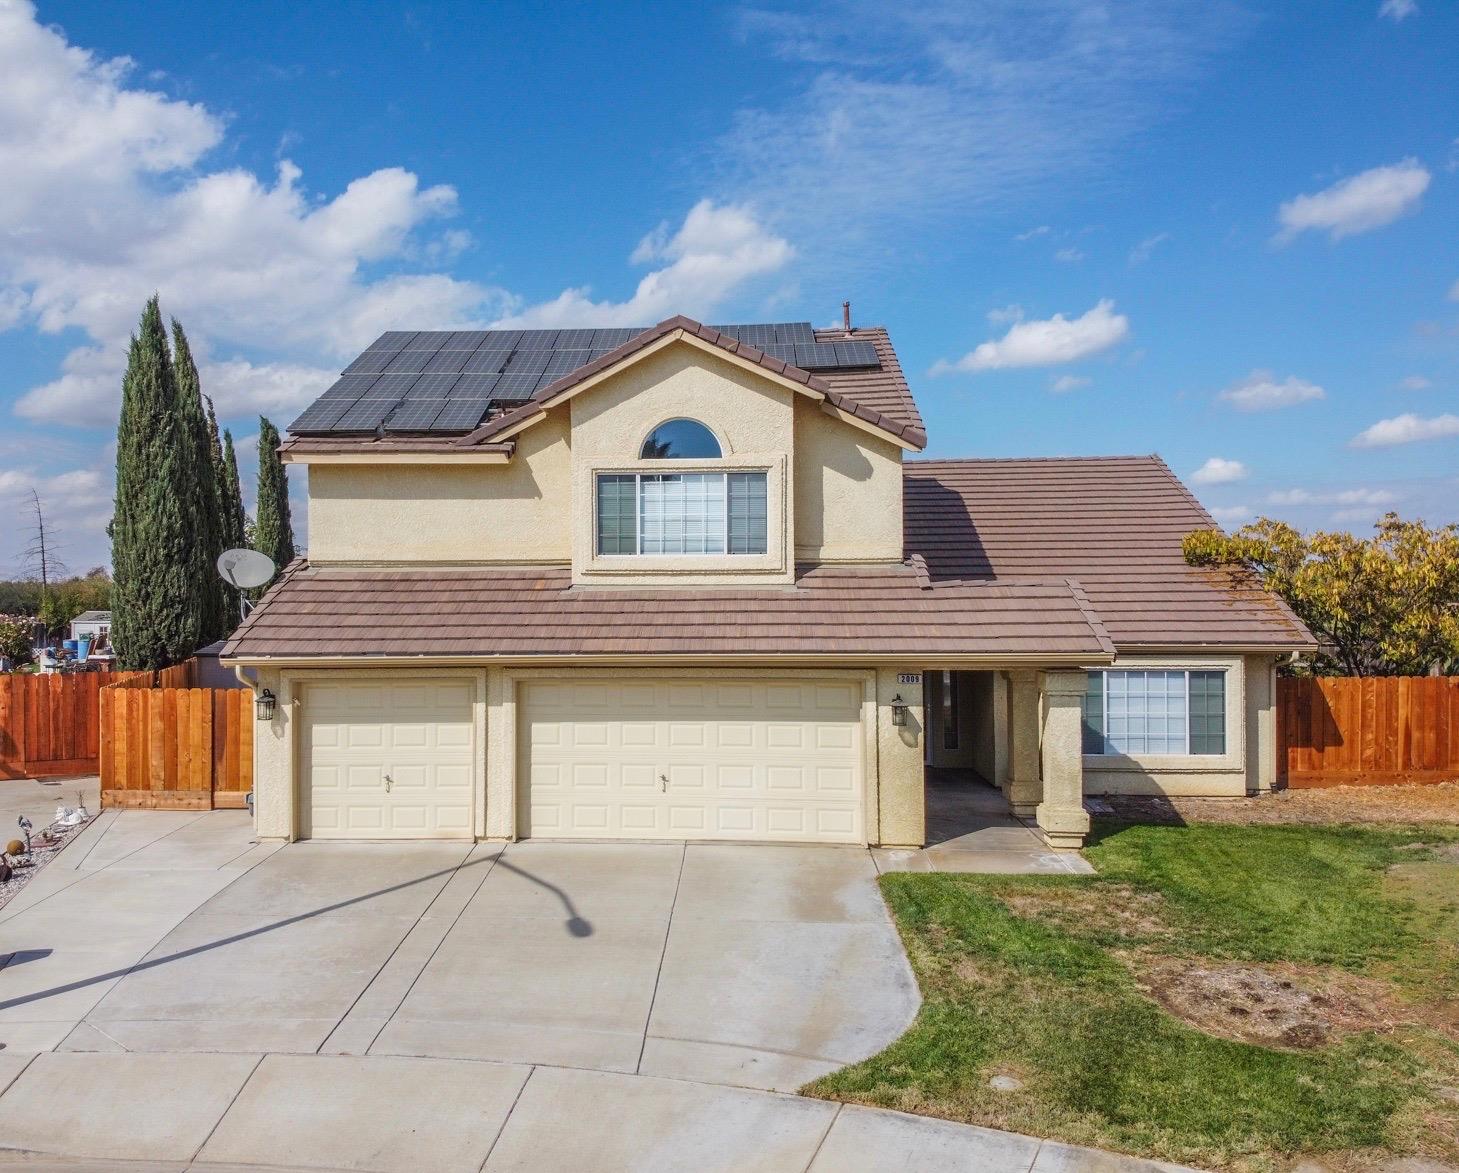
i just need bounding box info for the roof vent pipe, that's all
[842,300,852,336]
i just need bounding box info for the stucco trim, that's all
[282,450,513,465]
[226,652,1118,669]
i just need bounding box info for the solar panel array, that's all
[289,324,880,435]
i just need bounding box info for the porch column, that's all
[1004,669,1043,817]
[1037,669,1090,849]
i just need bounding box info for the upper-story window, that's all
[640,418,721,460]
[596,418,768,556]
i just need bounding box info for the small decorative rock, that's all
[988,1075,1023,1092]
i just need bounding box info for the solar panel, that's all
[399,333,449,353]
[382,398,449,432]
[293,322,882,434]
[833,341,879,367]
[425,399,495,431]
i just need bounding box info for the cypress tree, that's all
[111,296,200,669]
[172,321,228,642]
[221,427,246,550]
[204,394,244,627]
[253,416,296,590]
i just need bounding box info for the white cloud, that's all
[1275,159,1431,243]
[934,299,1129,374]
[0,0,504,426]
[1014,226,1051,242]
[1217,370,1326,411]
[1128,232,1171,265]
[1379,0,1418,20]
[1396,374,1432,390]
[1350,412,1459,448]
[986,304,1024,325]
[1268,487,1398,507]
[1190,457,1248,485]
[1049,374,1090,393]
[1053,247,1084,263]
[720,3,1248,270]
[492,200,792,329]
[1209,504,1252,527]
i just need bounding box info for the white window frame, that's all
[595,469,767,557]
[1084,668,1226,757]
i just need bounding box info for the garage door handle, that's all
[384,774,393,793]
[659,773,668,792]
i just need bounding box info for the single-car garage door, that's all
[520,677,865,843]
[301,679,475,839]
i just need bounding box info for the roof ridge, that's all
[905,454,1159,466]
[454,317,927,450]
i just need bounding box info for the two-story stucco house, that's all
[222,315,1313,849]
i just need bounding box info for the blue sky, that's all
[2,0,1456,572]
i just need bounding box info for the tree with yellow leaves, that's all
[1183,513,1459,676]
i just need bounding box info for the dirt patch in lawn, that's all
[1104,782,1459,828]
[999,884,1172,942]
[1130,955,1399,1050]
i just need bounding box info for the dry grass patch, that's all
[1129,956,1399,1051]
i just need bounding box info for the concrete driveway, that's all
[0,808,1190,1172]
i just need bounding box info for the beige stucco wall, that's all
[305,409,573,564]
[875,666,926,846]
[1080,653,1262,798]
[250,662,928,847]
[792,396,903,563]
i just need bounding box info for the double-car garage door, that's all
[301,676,866,844]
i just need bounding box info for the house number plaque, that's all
[897,673,922,685]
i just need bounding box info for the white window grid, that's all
[596,471,767,556]
[1086,669,1225,756]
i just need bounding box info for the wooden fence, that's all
[1278,675,1459,788]
[99,684,253,809]
[0,672,108,778]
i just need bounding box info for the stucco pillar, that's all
[1004,669,1043,817]
[250,666,295,841]
[1037,669,1090,849]
[1244,654,1278,795]
[876,667,925,848]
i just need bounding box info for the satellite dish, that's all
[217,548,276,590]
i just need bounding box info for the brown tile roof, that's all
[904,456,1315,651]
[812,326,926,441]
[458,316,928,451]
[221,562,1113,662]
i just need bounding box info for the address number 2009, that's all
[897,673,922,685]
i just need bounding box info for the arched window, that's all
[640,418,721,459]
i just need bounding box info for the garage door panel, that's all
[302,680,475,840]
[520,677,864,845]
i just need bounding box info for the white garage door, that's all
[520,677,865,844]
[302,679,475,839]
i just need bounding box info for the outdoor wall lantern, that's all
[891,694,909,726]
[255,688,277,722]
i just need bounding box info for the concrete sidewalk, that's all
[0,1051,1197,1172]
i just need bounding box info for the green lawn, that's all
[806,822,1459,1172]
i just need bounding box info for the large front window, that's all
[1082,670,1226,756]
[596,471,768,555]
